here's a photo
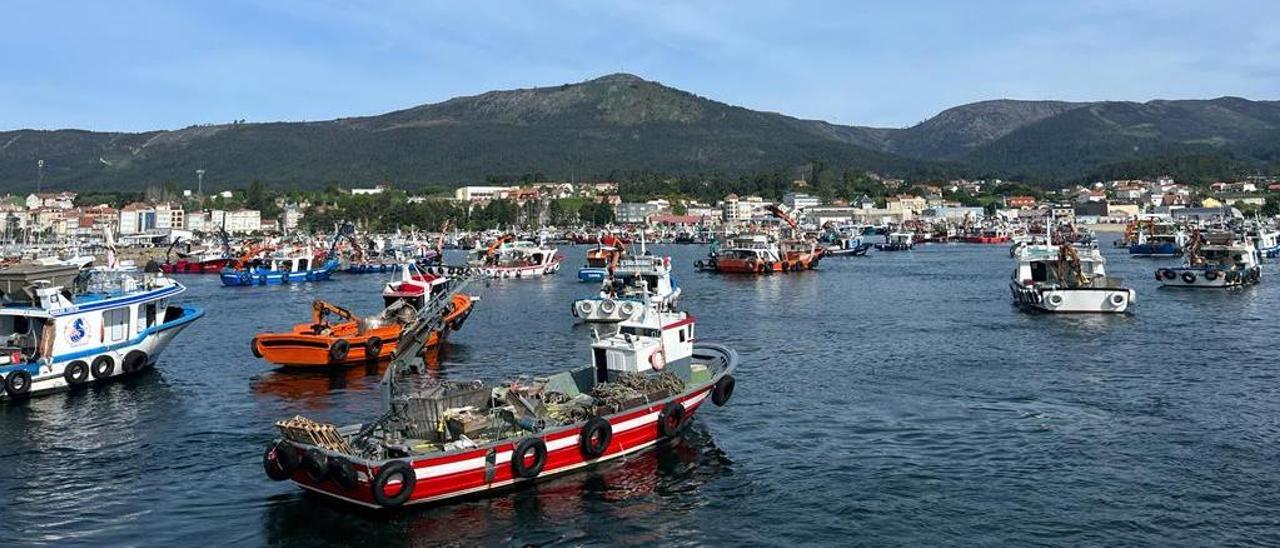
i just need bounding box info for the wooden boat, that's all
[252,270,475,368]
[260,302,738,510]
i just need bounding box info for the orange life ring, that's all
[650,349,666,370]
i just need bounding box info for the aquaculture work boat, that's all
[874,232,915,251]
[253,268,476,368]
[822,233,871,257]
[1009,243,1135,313]
[261,300,738,509]
[0,264,202,400]
[421,236,561,279]
[1155,231,1260,288]
[221,224,348,287]
[162,230,234,274]
[572,252,680,323]
[1128,221,1186,257]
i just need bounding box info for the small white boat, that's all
[1156,231,1260,288]
[0,264,203,400]
[1010,243,1135,313]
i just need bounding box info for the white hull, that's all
[1010,283,1135,313]
[1156,267,1260,288]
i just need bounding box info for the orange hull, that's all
[253,294,473,368]
[712,252,822,274]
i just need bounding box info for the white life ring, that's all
[619,301,638,316]
[599,299,618,315]
[576,300,595,317]
[1109,293,1126,307]
[649,349,666,370]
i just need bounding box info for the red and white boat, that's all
[261,304,738,509]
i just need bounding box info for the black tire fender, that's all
[371,460,416,508]
[64,360,90,386]
[329,457,358,490]
[511,437,547,479]
[365,337,383,361]
[263,442,294,481]
[712,374,736,407]
[122,350,148,374]
[303,448,329,483]
[329,339,350,363]
[578,417,612,459]
[658,401,686,438]
[5,370,32,397]
[91,355,115,380]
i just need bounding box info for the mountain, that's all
[958,97,1280,179]
[0,74,942,192]
[1,74,1277,193]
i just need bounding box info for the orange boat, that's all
[252,269,475,368]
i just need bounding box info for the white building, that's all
[782,192,821,211]
[282,206,304,230]
[210,209,262,233]
[455,186,514,202]
[351,185,389,196]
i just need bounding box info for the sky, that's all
[2,0,1278,132]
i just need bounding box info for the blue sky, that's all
[3,0,1277,132]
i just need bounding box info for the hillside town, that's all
[5,173,1277,249]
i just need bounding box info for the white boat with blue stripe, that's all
[0,265,203,400]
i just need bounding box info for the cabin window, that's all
[593,348,609,382]
[104,308,129,342]
[1030,262,1048,282]
[679,328,687,343]
[298,259,309,271]
[135,306,146,334]
[146,303,157,328]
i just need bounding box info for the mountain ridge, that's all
[1,73,1276,192]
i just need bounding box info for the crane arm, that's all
[765,204,799,230]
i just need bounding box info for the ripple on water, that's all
[3,240,1280,545]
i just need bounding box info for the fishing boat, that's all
[572,252,680,323]
[444,236,561,279]
[1128,221,1186,257]
[874,232,915,251]
[965,227,1012,244]
[162,230,234,274]
[221,250,341,286]
[221,225,348,287]
[1009,243,1135,313]
[822,234,871,257]
[694,233,823,273]
[0,263,203,400]
[1155,231,1260,288]
[578,234,626,282]
[260,295,738,509]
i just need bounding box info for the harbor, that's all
[3,238,1278,545]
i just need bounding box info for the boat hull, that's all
[577,267,608,282]
[1156,266,1260,288]
[1010,283,1134,313]
[1129,243,1181,257]
[345,262,411,274]
[162,258,232,274]
[424,257,563,280]
[220,259,341,286]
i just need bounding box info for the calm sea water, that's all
[3,236,1280,546]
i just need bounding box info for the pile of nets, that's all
[590,371,685,411]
